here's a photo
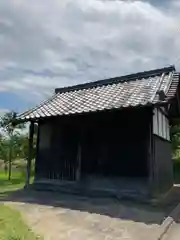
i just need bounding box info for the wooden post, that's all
[25,121,34,188]
[148,110,158,199]
[76,142,81,181]
[148,120,155,197]
[34,123,39,182]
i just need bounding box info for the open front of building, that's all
[35,107,151,198]
[17,66,180,201]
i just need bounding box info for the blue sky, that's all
[0,0,180,115]
[0,92,33,113]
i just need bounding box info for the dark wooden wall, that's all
[35,121,53,179]
[80,108,151,178]
[152,135,173,196]
[35,107,152,181]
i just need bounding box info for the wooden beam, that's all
[157,106,168,118]
[25,121,34,188]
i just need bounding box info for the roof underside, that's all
[18,66,180,121]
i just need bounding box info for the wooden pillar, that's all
[148,137,156,197]
[25,121,34,188]
[76,142,81,181]
[148,113,156,198]
[34,123,39,182]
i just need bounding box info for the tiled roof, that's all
[18,66,180,121]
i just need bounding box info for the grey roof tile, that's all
[18,66,180,121]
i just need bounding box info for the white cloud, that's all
[0,0,180,104]
[0,108,9,115]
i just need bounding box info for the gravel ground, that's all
[2,191,168,240]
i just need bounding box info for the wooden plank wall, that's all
[152,107,173,196]
[152,135,173,195]
[35,107,152,182]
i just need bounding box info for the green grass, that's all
[0,170,34,199]
[0,171,25,199]
[0,204,40,240]
[0,171,40,239]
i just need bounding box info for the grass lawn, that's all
[0,171,25,199]
[0,170,34,198]
[0,204,40,240]
[0,171,40,240]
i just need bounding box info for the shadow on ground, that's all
[1,185,180,226]
[0,178,24,186]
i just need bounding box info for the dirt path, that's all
[161,212,180,240]
[3,195,167,240]
[162,222,180,240]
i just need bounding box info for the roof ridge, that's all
[55,65,175,94]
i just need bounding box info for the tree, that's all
[0,134,9,174]
[0,111,25,180]
[171,124,180,155]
